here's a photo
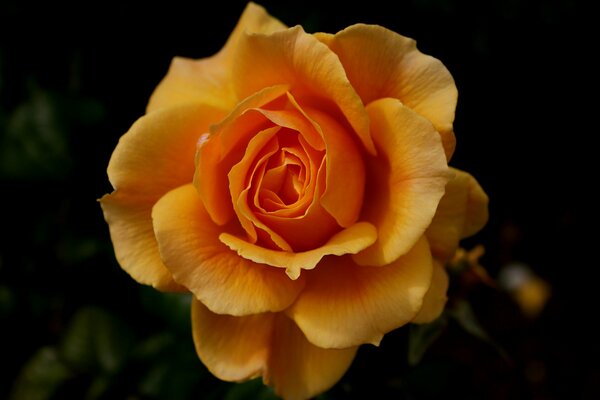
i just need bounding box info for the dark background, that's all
[0,0,596,399]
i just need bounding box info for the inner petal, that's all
[229,126,293,251]
[251,129,318,217]
[261,162,302,206]
[226,93,363,252]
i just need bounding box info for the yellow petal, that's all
[353,98,449,267]
[147,3,286,113]
[220,222,378,280]
[192,301,357,400]
[191,299,273,381]
[152,184,305,316]
[426,168,489,261]
[288,237,433,349]
[107,103,225,194]
[232,25,375,154]
[102,103,224,289]
[316,24,458,159]
[411,260,449,323]
[266,314,357,400]
[100,192,184,291]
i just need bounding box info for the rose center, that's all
[260,149,306,211]
[251,129,318,215]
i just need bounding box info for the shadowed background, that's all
[0,0,595,398]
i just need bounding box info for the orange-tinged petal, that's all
[192,301,357,400]
[353,98,449,267]
[253,106,325,151]
[147,3,286,113]
[266,314,357,400]
[426,168,489,261]
[195,85,290,226]
[191,300,274,381]
[220,222,377,280]
[100,192,184,291]
[102,103,224,289]
[316,24,458,159]
[255,153,340,252]
[228,126,289,248]
[232,25,375,154]
[411,260,449,324]
[152,184,305,316]
[288,237,433,349]
[306,107,365,228]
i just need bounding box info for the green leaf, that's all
[131,332,175,361]
[0,86,70,179]
[0,285,16,317]
[9,347,72,400]
[408,315,448,366]
[224,379,280,400]
[448,300,511,363]
[84,375,112,400]
[138,362,171,397]
[139,287,192,332]
[58,306,134,374]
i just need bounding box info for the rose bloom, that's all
[101,3,488,399]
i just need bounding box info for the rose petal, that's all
[228,126,293,250]
[194,85,290,226]
[101,103,224,289]
[192,300,357,400]
[353,98,449,267]
[220,222,378,280]
[307,107,365,228]
[245,159,340,252]
[232,25,376,154]
[316,24,458,159]
[191,299,274,381]
[266,314,357,400]
[107,103,224,195]
[152,184,305,315]
[288,236,433,349]
[252,106,325,151]
[411,260,449,323]
[147,3,286,113]
[100,192,184,291]
[426,168,489,261]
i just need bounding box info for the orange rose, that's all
[101,3,488,399]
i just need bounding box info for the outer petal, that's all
[288,237,434,349]
[192,299,274,381]
[266,314,357,400]
[353,98,449,267]
[147,3,287,112]
[316,24,458,159]
[101,103,224,290]
[426,168,489,261]
[192,301,357,400]
[232,25,376,154]
[100,193,184,291]
[152,184,305,316]
[411,260,449,324]
[220,222,378,280]
[106,103,224,194]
